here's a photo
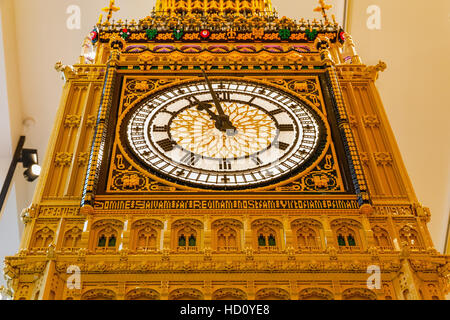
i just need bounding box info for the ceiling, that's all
[0,0,449,253]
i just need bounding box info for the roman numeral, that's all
[269,109,284,116]
[251,156,262,165]
[219,159,232,170]
[277,141,290,151]
[153,125,168,132]
[156,139,176,152]
[218,92,231,101]
[278,124,294,132]
[181,152,200,166]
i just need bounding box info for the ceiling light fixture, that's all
[0,136,41,216]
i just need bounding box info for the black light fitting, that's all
[0,136,41,214]
[21,148,41,182]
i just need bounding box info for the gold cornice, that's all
[155,0,274,15]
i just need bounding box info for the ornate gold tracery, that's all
[291,219,323,252]
[212,288,247,300]
[171,102,278,159]
[125,288,160,300]
[172,219,203,252]
[130,219,164,252]
[212,219,243,252]
[31,227,55,250]
[90,220,123,253]
[252,219,283,252]
[299,288,334,300]
[169,288,204,300]
[62,227,82,249]
[399,225,424,250]
[331,219,363,252]
[255,288,290,300]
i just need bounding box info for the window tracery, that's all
[90,220,123,253]
[399,225,423,250]
[172,219,203,252]
[330,219,363,253]
[291,219,322,252]
[130,219,164,253]
[372,225,394,251]
[31,227,55,251]
[212,219,243,252]
[62,227,82,251]
[252,219,283,252]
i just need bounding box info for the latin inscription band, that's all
[93,199,359,210]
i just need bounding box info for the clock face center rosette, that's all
[120,78,329,191]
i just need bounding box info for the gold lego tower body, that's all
[4,0,449,300]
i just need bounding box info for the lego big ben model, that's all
[3,0,449,300]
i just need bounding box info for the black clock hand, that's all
[200,69,237,135]
[201,69,226,117]
[193,97,220,121]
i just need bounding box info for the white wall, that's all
[0,2,22,289]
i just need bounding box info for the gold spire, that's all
[102,0,120,22]
[154,0,274,15]
[314,0,333,23]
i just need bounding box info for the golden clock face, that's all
[123,78,326,190]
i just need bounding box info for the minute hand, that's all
[201,69,226,116]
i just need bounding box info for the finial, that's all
[102,0,120,23]
[314,0,333,24]
[97,14,103,26]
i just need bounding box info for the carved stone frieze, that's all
[373,152,393,166]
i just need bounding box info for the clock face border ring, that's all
[116,76,332,192]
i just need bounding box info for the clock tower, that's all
[4,0,449,300]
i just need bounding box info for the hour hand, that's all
[196,101,218,120]
[192,96,237,136]
[191,96,217,119]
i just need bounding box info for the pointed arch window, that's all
[256,227,278,251]
[372,226,394,251]
[62,227,82,250]
[337,235,346,246]
[178,234,186,247]
[399,226,423,250]
[98,235,107,247]
[252,219,283,253]
[292,220,323,252]
[32,227,55,251]
[130,220,163,253]
[258,234,266,246]
[333,224,361,252]
[188,234,196,247]
[347,235,356,246]
[95,227,119,252]
[172,220,202,252]
[108,235,117,247]
[214,221,241,252]
[268,234,276,246]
